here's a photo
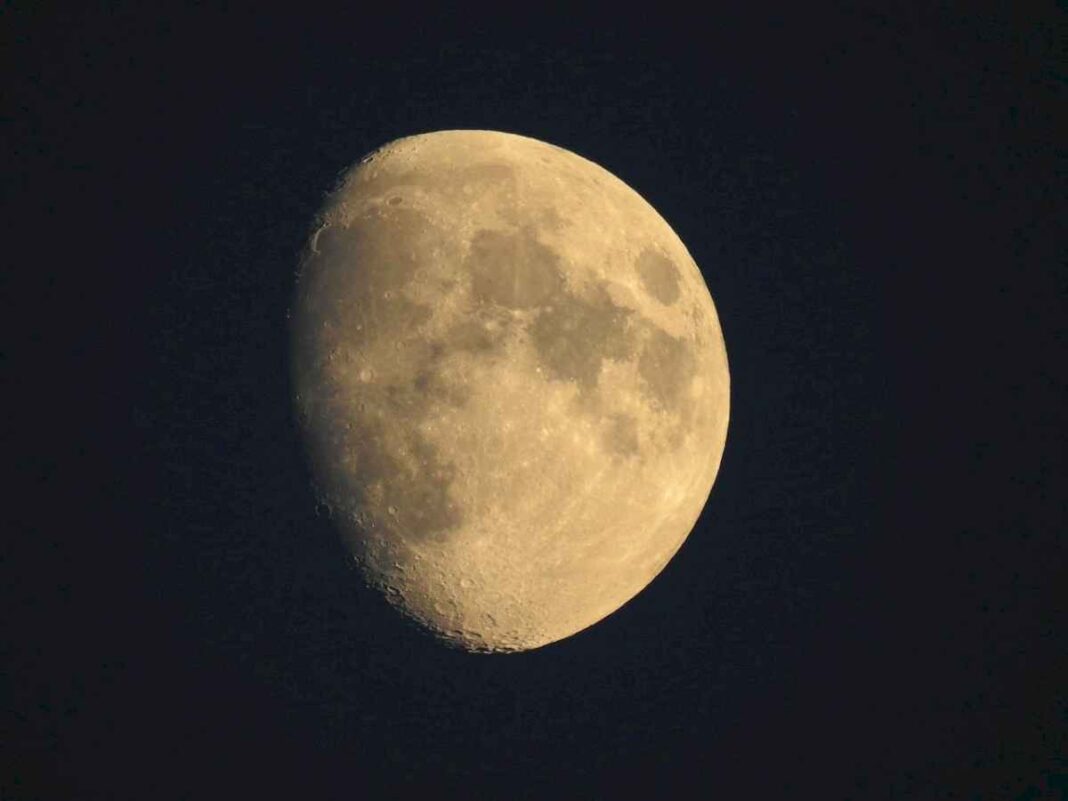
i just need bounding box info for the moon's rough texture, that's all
[291,130,729,652]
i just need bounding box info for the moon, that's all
[290,130,729,652]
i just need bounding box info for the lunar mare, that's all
[291,130,729,652]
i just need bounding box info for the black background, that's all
[6,5,1065,799]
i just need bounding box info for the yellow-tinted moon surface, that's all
[291,130,729,652]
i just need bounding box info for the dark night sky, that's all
[6,5,1065,799]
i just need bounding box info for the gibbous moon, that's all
[291,130,729,652]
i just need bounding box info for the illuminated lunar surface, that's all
[290,130,729,652]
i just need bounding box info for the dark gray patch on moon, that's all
[446,316,506,355]
[313,208,437,337]
[412,366,471,408]
[636,248,681,305]
[466,229,564,309]
[637,327,695,412]
[535,204,565,230]
[530,288,632,389]
[603,413,640,458]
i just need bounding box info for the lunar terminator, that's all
[291,130,729,652]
